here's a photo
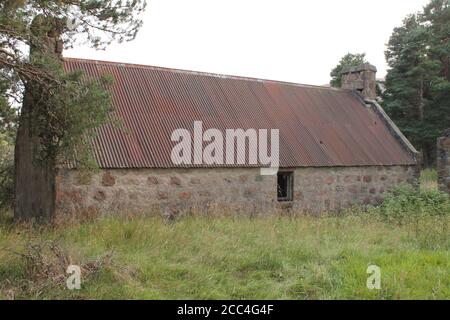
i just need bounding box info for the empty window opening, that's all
[277,172,294,202]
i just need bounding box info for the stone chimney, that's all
[341,63,377,101]
[30,15,64,59]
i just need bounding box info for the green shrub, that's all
[0,133,14,209]
[379,184,449,224]
[376,184,450,249]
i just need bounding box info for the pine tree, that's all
[421,0,450,155]
[0,1,147,222]
[383,0,450,167]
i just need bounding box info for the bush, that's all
[376,184,449,249]
[379,184,450,224]
[0,133,14,209]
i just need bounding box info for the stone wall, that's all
[341,63,377,100]
[56,165,418,218]
[437,134,450,194]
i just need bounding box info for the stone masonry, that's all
[56,165,418,218]
[341,63,377,100]
[437,132,450,195]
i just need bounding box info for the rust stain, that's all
[64,58,416,169]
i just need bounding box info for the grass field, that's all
[0,171,448,300]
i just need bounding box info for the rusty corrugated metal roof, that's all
[64,58,416,169]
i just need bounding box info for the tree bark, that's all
[420,143,434,169]
[14,16,63,223]
[418,80,425,122]
[14,89,56,223]
[417,80,428,168]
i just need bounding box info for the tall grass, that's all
[0,172,448,300]
[421,169,438,191]
[0,213,448,299]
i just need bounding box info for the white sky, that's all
[65,0,430,86]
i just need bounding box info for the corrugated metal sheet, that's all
[64,58,416,169]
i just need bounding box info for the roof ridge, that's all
[63,56,343,92]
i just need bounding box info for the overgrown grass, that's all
[0,173,448,300]
[0,215,449,299]
[421,169,438,191]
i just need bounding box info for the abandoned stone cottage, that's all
[56,59,419,217]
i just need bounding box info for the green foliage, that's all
[0,0,147,49]
[0,1,146,168]
[27,53,114,168]
[383,0,450,166]
[57,72,115,169]
[0,75,16,209]
[330,53,368,87]
[378,184,449,224]
[376,183,450,250]
[0,132,14,209]
[0,79,17,137]
[0,1,146,220]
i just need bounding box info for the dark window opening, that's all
[277,172,293,202]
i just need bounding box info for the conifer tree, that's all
[0,0,147,222]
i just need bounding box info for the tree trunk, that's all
[418,80,425,121]
[417,80,429,169]
[421,143,434,169]
[14,89,56,223]
[443,56,449,81]
[14,16,63,223]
